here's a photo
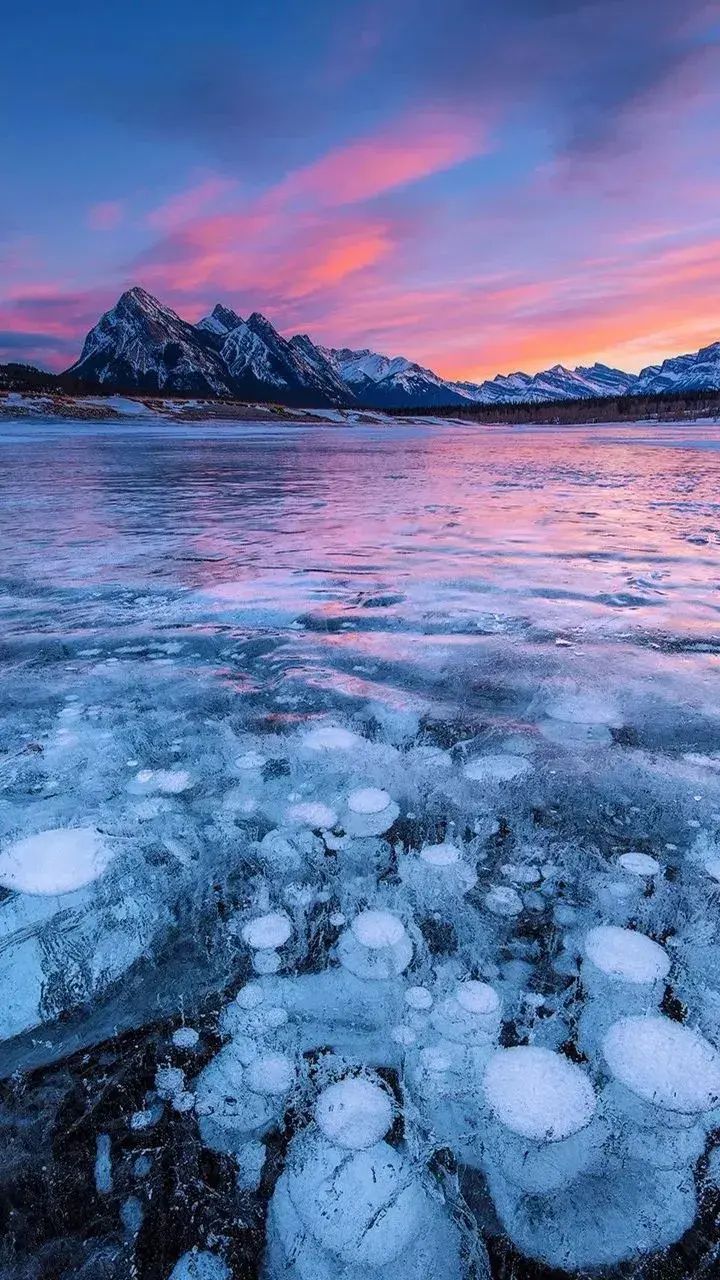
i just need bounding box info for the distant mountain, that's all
[636,341,720,395]
[451,362,640,404]
[61,287,720,409]
[321,347,470,408]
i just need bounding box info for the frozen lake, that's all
[1,417,719,1279]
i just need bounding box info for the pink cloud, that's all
[87,201,124,231]
[270,110,487,209]
[147,175,238,232]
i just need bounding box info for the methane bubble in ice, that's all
[338,909,412,978]
[344,787,399,836]
[241,913,293,950]
[485,885,523,916]
[287,801,338,829]
[584,926,670,985]
[315,1078,393,1149]
[483,1046,596,1141]
[303,724,361,752]
[602,1016,720,1113]
[463,754,533,783]
[617,852,661,877]
[0,827,113,895]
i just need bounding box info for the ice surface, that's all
[2,419,720,1278]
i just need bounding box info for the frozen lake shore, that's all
[0,417,719,1278]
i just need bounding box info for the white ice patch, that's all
[314,1078,393,1149]
[602,1016,720,1114]
[347,787,391,815]
[617,852,661,877]
[303,724,362,752]
[584,926,670,985]
[483,1046,596,1141]
[287,801,338,829]
[241,912,293,950]
[463,754,533,783]
[0,826,113,895]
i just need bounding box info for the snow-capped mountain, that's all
[196,302,243,339]
[321,347,470,408]
[68,292,352,406]
[63,287,720,409]
[636,341,720,395]
[217,314,351,405]
[67,288,235,397]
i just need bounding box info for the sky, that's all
[1,0,720,380]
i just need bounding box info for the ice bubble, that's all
[464,754,533,783]
[155,1066,185,1100]
[702,856,720,883]
[154,769,193,794]
[0,826,113,895]
[420,841,461,866]
[501,862,541,885]
[483,1046,596,1141]
[172,1091,195,1113]
[545,691,621,727]
[338,910,413,979]
[315,1078,393,1149]
[168,1249,231,1280]
[287,801,338,829]
[391,1024,418,1047]
[352,909,404,948]
[585,926,670,985]
[241,912,293,950]
[457,980,502,1017]
[172,1027,200,1050]
[405,985,433,1010]
[485,885,523,917]
[432,981,502,1043]
[602,1016,720,1114]
[235,750,267,770]
[303,725,361,752]
[245,1054,295,1096]
[235,983,265,1008]
[347,787,392,814]
[617,852,661,877]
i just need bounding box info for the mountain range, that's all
[46,286,720,409]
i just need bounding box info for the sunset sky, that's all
[2,0,720,379]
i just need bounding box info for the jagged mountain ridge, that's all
[62,287,720,409]
[67,288,235,397]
